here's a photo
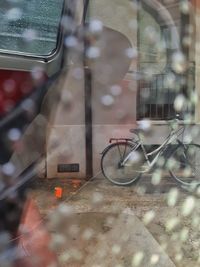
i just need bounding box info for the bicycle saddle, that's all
[129,128,143,135]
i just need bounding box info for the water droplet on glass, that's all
[70,248,83,261]
[180,0,190,14]
[183,133,193,143]
[110,85,122,96]
[2,162,15,176]
[105,216,115,227]
[68,224,80,237]
[72,68,84,80]
[143,210,155,225]
[174,94,186,112]
[167,188,179,207]
[131,71,142,81]
[86,46,100,59]
[101,95,114,107]
[125,48,138,59]
[165,217,180,231]
[132,251,144,266]
[164,73,176,89]
[111,244,121,255]
[157,156,165,167]
[61,15,75,31]
[129,19,138,30]
[140,87,150,99]
[59,252,71,264]
[89,19,103,34]
[136,186,146,196]
[6,8,22,21]
[179,227,189,242]
[182,36,192,47]
[196,185,200,197]
[190,91,198,105]
[192,216,200,227]
[61,90,72,106]
[144,68,155,81]
[57,204,73,218]
[171,52,187,74]
[175,253,183,262]
[151,170,162,185]
[181,196,195,216]
[51,233,66,249]
[150,254,159,265]
[8,128,21,142]
[31,67,45,83]
[21,99,35,114]
[22,29,37,42]
[82,228,94,240]
[3,79,16,95]
[115,109,127,121]
[144,26,159,44]
[125,150,142,167]
[137,119,151,131]
[92,192,103,204]
[171,232,179,241]
[65,36,78,48]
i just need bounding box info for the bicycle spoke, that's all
[117,143,127,161]
[101,142,143,185]
[169,144,200,187]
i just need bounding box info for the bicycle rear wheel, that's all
[169,143,200,187]
[101,142,144,185]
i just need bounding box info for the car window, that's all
[0,0,64,57]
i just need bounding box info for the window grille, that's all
[137,62,195,120]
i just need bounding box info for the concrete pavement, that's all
[30,177,199,267]
[32,178,191,267]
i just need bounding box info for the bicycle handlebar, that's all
[167,115,186,139]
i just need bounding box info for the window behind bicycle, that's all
[137,0,195,121]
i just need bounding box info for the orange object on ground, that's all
[54,187,63,198]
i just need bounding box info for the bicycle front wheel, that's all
[101,142,144,185]
[169,143,200,187]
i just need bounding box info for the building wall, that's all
[44,0,200,179]
[45,65,86,178]
[44,0,138,178]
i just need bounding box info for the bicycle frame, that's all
[122,126,185,173]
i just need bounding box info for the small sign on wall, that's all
[57,163,80,173]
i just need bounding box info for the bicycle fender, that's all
[100,141,133,155]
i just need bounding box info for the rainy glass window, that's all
[0,0,64,57]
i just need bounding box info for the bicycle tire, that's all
[101,141,144,185]
[169,143,200,187]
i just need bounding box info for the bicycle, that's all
[101,119,200,189]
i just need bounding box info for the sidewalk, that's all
[29,177,200,267]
